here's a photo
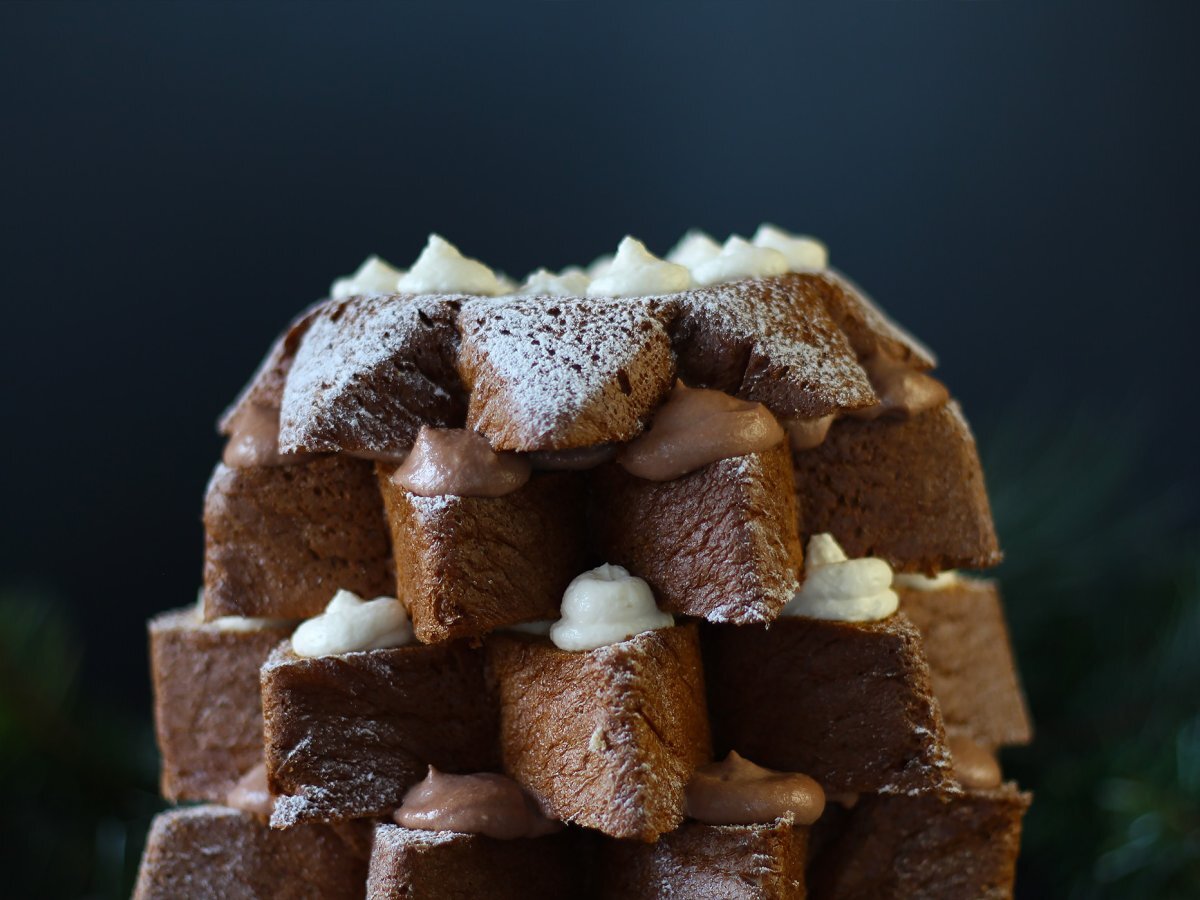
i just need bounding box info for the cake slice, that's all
[897,575,1033,747]
[367,825,582,900]
[456,295,679,450]
[149,607,293,803]
[217,301,325,442]
[704,614,956,795]
[279,293,466,458]
[202,456,394,621]
[486,625,712,841]
[133,806,370,900]
[807,783,1030,900]
[672,273,877,418]
[261,640,499,827]
[591,441,802,624]
[599,817,810,899]
[377,466,586,643]
[791,402,1001,573]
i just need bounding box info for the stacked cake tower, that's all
[135,227,1032,899]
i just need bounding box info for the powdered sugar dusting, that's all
[373,822,467,850]
[279,293,463,456]
[826,269,937,369]
[676,275,878,418]
[458,295,678,450]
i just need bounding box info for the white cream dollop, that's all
[211,615,293,633]
[518,266,590,296]
[893,570,961,591]
[331,255,404,300]
[691,235,789,286]
[752,224,828,271]
[291,589,414,657]
[586,237,691,298]
[667,230,722,268]
[549,564,674,651]
[395,234,504,296]
[782,534,899,622]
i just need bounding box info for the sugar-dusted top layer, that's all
[222,231,938,455]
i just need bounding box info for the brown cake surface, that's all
[487,625,712,841]
[899,578,1033,747]
[279,293,465,457]
[202,456,393,621]
[457,295,679,451]
[133,805,370,900]
[262,641,499,827]
[218,301,324,437]
[818,271,936,370]
[808,783,1030,900]
[704,614,955,796]
[592,442,802,624]
[791,402,1001,573]
[149,608,293,803]
[366,824,583,900]
[600,816,809,899]
[378,467,586,643]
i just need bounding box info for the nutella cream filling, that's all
[393,426,531,497]
[394,768,561,840]
[618,382,785,481]
[949,735,1003,790]
[528,444,618,471]
[784,352,949,452]
[685,751,825,826]
[225,763,273,818]
[847,352,949,422]
[222,404,305,468]
[784,415,835,451]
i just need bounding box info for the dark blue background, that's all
[1,1,1196,718]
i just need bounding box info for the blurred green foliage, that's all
[984,409,1199,898]
[0,589,164,899]
[0,409,1196,898]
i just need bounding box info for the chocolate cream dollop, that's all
[849,353,949,421]
[393,426,531,497]
[225,763,274,819]
[685,751,825,826]
[222,404,306,468]
[393,768,561,840]
[617,382,785,481]
[949,735,1003,790]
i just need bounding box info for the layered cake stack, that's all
[135,227,1033,899]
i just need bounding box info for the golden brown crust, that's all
[149,608,291,803]
[808,783,1031,899]
[600,818,809,899]
[703,614,957,796]
[202,457,394,621]
[792,402,1002,573]
[377,467,586,643]
[366,825,584,900]
[591,443,803,624]
[133,806,370,900]
[457,295,679,451]
[486,626,712,841]
[899,580,1033,748]
[262,642,499,827]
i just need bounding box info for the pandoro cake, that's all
[138,225,1031,898]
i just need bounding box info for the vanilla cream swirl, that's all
[783,533,898,621]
